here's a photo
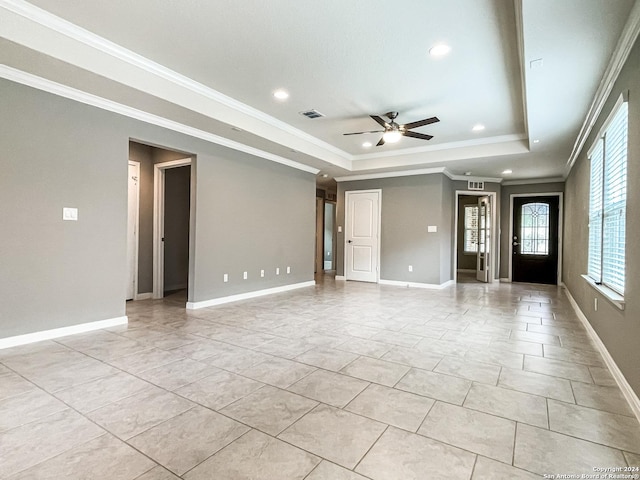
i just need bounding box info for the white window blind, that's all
[588,100,628,295]
[464,205,478,253]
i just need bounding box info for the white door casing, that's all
[476,195,491,283]
[126,161,140,300]
[345,190,381,283]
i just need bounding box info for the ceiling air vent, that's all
[468,181,485,191]
[299,109,325,119]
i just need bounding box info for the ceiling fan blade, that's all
[370,115,389,128]
[402,116,440,130]
[376,137,386,146]
[403,131,433,141]
[343,130,384,136]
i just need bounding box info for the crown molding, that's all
[0,66,320,174]
[502,177,564,186]
[565,0,640,173]
[0,0,351,164]
[335,167,448,183]
[351,133,528,161]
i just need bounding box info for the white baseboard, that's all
[134,292,152,300]
[0,316,128,350]
[186,281,316,309]
[564,286,640,423]
[379,279,455,290]
[335,275,346,281]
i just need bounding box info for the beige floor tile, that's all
[625,451,640,467]
[356,426,476,480]
[305,461,370,480]
[167,338,238,361]
[345,384,434,432]
[434,356,500,385]
[135,358,218,391]
[489,338,543,356]
[8,433,155,480]
[510,330,560,345]
[185,429,320,480]
[0,409,105,478]
[335,337,392,358]
[254,337,317,358]
[381,347,442,370]
[464,348,524,369]
[571,381,635,416]
[294,347,359,372]
[202,346,274,373]
[129,406,249,475]
[287,369,369,408]
[279,404,386,469]
[340,356,410,386]
[514,423,626,476]
[221,385,317,435]
[471,456,539,479]
[498,367,575,403]
[175,370,264,410]
[395,368,472,405]
[0,372,38,401]
[370,330,422,348]
[0,388,68,431]
[548,399,640,454]
[524,355,592,383]
[54,371,152,413]
[107,348,184,374]
[543,344,605,367]
[418,401,515,463]
[86,387,194,439]
[238,357,316,388]
[464,383,548,428]
[135,466,181,480]
[589,366,618,386]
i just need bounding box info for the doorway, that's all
[324,202,336,271]
[454,191,498,283]
[344,189,381,283]
[510,194,562,285]
[153,158,192,299]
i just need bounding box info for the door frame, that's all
[453,190,498,282]
[153,158,192,299]
[508,192,563,284]
[127,160,141,300]
[344,189,382,283]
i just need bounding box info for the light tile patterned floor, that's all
[1,277,640,479]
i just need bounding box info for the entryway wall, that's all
[129,141,193,297]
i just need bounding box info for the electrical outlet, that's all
[286,266,291,274]
[223,273,228,282]
[408,265,413,272]
[243,271,248,280]
[276,267,280,275]
[260,269,265,278]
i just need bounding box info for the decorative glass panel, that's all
[464,205,478,253]
[520,202,549,255]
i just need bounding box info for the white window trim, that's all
[463,205,479,254]
[585,92,628,298]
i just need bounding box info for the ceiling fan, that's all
[344,111,440,146]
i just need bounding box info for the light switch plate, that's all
[427,225,437,233]
[63,207,78,221]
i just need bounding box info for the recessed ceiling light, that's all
[472,124,485,132]
[533,139,540,144]
[464,171,472,176]
[429,44,451,57]
[362,141,373,148]
[322,174,329,178]
[273,89,289,100]
[502,169,513,175]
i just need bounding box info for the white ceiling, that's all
[1,0,638,185]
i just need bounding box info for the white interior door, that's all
[126,161,140,300]
[476,195,491,283]
[345,190,380,283]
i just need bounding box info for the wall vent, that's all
[468,181,485,191]
[300,109,325,119]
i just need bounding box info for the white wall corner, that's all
[0,316,128,350]
[563,286,640,423]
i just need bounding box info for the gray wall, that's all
[0,79,315,339]
[499,182,565,279]
[336,174,453,285]
[164,166,191,292]
[564,36,640,396]
[457,195,479,270]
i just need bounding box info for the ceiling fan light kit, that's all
[344,111,439,146]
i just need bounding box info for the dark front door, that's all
[512,195,559,284]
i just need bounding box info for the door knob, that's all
[513,241,519,246]
[347,240,353,243]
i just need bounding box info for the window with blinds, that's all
[587,98,628,295]
[464,205,479,253]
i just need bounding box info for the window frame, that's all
[463,204,479,254]
[586,92,628,301]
